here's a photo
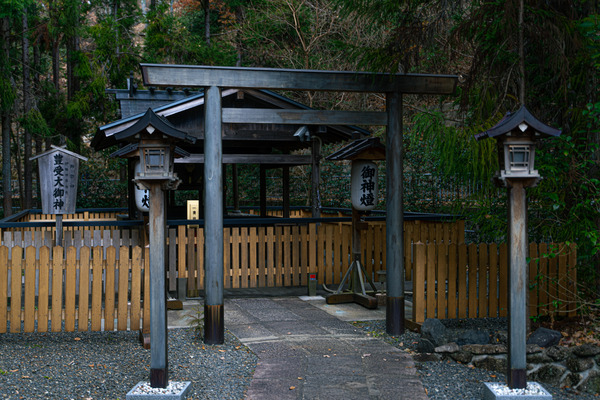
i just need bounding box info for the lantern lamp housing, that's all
[475,106,561,186]
[137,141,174,181]
[497,134,538,181]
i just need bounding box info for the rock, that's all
[449,350,473,364]
[527,327,562,348]
[421,318,449,347]
[472,355,506,372]
[435,342,460,353]
[528,364,566,386]
[417,338,436,353]
[572,343,600,357]
[578,369,600,393]
[526,344,543,354]
[527,351,553,364]
[547,345,570,361]
[561,372,581,389]
[462,344,506,355]
[566,355,594,373]
[457,329,490,345]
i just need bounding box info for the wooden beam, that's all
[175,154,312,165]
[141,64,458,95]
[222,108,388,126]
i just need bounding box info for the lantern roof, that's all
[113,107,197,144]
[30,145,89,162]
[326,137,386,161]
[474,105,561,141]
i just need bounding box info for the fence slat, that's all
[458,244,468,318]
[250,227,258,288]
[0,246,7,333]
[78,246,90,331]
[65,247,77,332]
[258,227,266,287]
[426,243,436,319]
[105,247,116,331]
[499,243,508,317]
[267,226,275,287]
[488,244,498,318]
[478,244,488,318]
[413,243,425,323]
[437,243,447,319]
[10,246,23,332]
[558,250,567,316]
[24,247,37,332]
[130,246,142,331]
[447,244,457,319]
[468,243,478,318]
[118,246,129,331]
[91,246,103,331]
[38,246,50,332]
[242,227,249,288]
[232,228,240,289]
[568,243,577,317]
[51,246,63,332]
[196,228,204,291]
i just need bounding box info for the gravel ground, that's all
[0,327,256,400]
[353,319,599,400]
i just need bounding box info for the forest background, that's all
[0,0,599,295]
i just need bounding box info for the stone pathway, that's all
[225,297,427,400]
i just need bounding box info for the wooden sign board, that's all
[31,146,88,215]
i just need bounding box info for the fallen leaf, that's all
[298,377,303,380]
[289,386,296,390]
[74,337,81,341]
[323,355,330,358]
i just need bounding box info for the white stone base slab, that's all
[483,382,552,400]
[126,381,191,400]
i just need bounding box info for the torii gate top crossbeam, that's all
[141,64,458,95]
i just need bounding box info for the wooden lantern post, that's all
[476,106,560,389]
[110,108,196,389]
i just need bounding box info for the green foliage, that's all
[77,157,127,208]
[143,1,237,66]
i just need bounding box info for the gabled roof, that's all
[93,107,196,149]
[113,107,197,144]
[92,88,370,153]
[326,137,386,161]
[30,145,88,162]
[475,105,561,141]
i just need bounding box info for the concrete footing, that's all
[483,382,552,400]
[126,381,191,400]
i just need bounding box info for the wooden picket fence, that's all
[173,219,464,295]
[0,245,149,334]
[412,242,578,323]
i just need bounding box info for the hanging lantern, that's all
[351,160,378,211]
[134,161,150,212]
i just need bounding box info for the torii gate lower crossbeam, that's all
[141,64,458,340]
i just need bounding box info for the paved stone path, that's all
[225,297,427,400]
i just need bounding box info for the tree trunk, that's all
[1,17,13,217]
[23,10,33,210]
[204,0,210,45]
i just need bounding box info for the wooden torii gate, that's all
[140,64,458,342]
